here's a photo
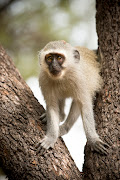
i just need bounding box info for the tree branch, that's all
[0,45,82,180]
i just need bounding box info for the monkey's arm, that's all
[40,99,65,123]
[38,102,60,150]
[80,96,109,154]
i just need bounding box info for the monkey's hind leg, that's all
[40,112,47,123]
[59,99,66,122]
[59,100,80,136]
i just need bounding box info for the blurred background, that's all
[0,0,97,179]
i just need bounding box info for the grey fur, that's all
[38,41,109,154]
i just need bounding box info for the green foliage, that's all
[0,0,96,80]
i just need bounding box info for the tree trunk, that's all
[83,1,119,180]
[0,46,82,180]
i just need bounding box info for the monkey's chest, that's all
[54,82,76,99]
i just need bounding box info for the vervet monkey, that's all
[37,40,109,154]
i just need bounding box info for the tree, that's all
[0,0,119,179]
[83,1,119,179]
[0,45,82,179]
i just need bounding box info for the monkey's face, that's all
[39,41,80,79]
[45,53,65,78]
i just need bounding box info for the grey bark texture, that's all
[83,1,119,180]
[0,46,82,180]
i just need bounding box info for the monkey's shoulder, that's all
[76,46,99,67]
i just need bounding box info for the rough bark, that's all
[83,1,119,180]
[0,46,82,180]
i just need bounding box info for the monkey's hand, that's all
[90,139,109,155]
[36,135,57,153]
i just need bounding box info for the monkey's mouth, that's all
[50,70,61,76]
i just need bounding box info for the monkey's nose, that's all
[50,69,61,76]
[50,64,61,76]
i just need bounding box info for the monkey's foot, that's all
[91,139,109,155]
[36,136,57,153]
[40,113,47,123]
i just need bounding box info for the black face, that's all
[45,53,65,76]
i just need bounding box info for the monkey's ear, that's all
[73,49,80,62]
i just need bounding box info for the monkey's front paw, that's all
[91,139,109,155]
[36,136,57,153]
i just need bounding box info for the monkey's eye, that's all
[46,56,53,63]
[57,56,63,64]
